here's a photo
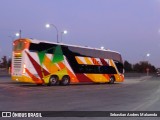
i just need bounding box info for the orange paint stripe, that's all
[43,55,59,73]
[75,57,84,64]
[58,62,65,69]
[67,68,79,83]
[84,57,93,65]
[103,74,110,81]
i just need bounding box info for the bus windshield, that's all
[114,61,124,73]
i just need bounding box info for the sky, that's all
[0,0,160,67]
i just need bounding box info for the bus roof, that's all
[28,38,121,54]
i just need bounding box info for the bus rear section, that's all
[11,39,32,83]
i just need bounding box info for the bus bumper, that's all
[11,75,35,83]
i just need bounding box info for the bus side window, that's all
[100,66,117,74]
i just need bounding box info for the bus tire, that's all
[37,84,43,86]
[109,76,115,84]
[48,75,59,86]
[60,75,70,86]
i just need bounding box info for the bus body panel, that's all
[12,38,124,84]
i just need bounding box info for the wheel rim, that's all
[50,77,57,85]
[61,76,70,85]
[63,77,69,84]
[110,77,114,84]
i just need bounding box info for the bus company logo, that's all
[2,112,11,117]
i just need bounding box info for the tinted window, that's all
[29,43,56,53]
[100,66,117,74]
[115,61,124,73]
[77,65,117,74]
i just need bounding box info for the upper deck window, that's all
[14,41,24,51]
[13,39,30,51]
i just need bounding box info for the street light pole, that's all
[61,30,67,42]
[19,29,22,38]
[46,23,59,43]
[51,24,59,43]
[142,53,150,76]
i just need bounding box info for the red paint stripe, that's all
[26,68,43,84]
[76,74,93,82]
[100,58,109,66]
[26,51,50,83]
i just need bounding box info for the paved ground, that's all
[0,76,160,120]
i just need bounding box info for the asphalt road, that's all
[0,76,160,120]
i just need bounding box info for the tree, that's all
[0,56,7,68]
[133,63,141,72]
[133,61,156,73]
[0,56,11,68]
[124,60,133,72]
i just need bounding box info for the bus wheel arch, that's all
[48,75,59,86]
[109,76,115,84]
[60,75,70,86]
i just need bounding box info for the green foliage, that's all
[124,61,133,72]
[133,61,156,73]
[0,56,11,68]
[124,60,156,73]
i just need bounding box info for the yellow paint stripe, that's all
[85,74,108,82]
[75,57,84,64]
[84,57,93,65]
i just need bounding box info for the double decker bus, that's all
[11,38,124,85]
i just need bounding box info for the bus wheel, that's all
[48,75,58,86]
[60,75,70,86]
[109,76,115,84]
